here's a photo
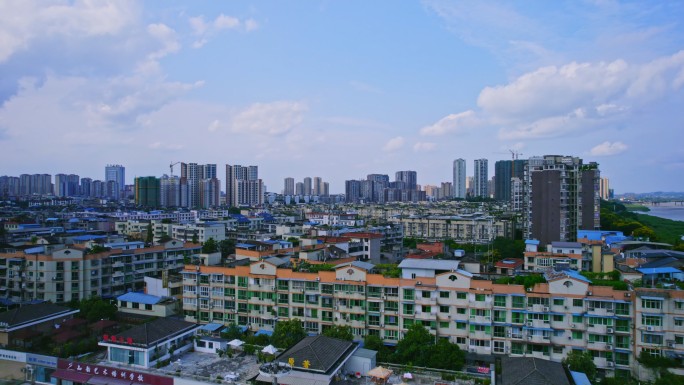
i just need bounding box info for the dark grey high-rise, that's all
[494,160,525,202]
[524,155,600,245]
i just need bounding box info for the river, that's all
[637,203,684,222]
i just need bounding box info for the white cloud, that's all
[231,101,308,136]
[413,142,436,152]
[590,141,628,156]
[420,110,478,136]
[0,0,137,63]
[189,13,258,48]
[382,136,405,152]
[207,119,220,132]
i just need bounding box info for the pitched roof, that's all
[0,303,77,330]
[276,335,357,374]
[551,241,582,248]
[110,318,198,347]
[501,357,570,385]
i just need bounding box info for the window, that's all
[403,289,414,301]
[642,299,662,310]
[145,304,152,311]
[403,304,414,315]
[421,291,431,298]
[456,292,467,300]
[641,334,663,345]
[511,296,525,308]
[439,321,449,329]
[439,305,449,313]
[642,315,662,327]
[457,308,466,314]
[553,298,564,306]
[440,291,450,299]
[553,315,564,322]
[494,295,506,307]
[676,319,684,327]
[573,299,583,307]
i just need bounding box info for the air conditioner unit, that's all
[527,321,533,326]
[564,306,569,310]
[568,336,572,340]
[380,324,385,328]
[382,295,387,300]
[607,362,614,367]
[334,306,338,310]
[668,342,676,348]
[587,291,593,296]
[527,335,532,340]
[470,348,477,353]
[607,328,614,333]
[543,306,550,312]
[606,345,613,350]
[526,288,532,292]
[315,277,320,281]
[647,326,654,331]
[624,292,631,298]
[416,281,422,286]
[570,323,576,328]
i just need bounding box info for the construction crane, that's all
[509,150,523,160]
[169,161,180,176]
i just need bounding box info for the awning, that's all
[52,369,92,383]
[640,296,665,300]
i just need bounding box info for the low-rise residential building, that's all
[0,241,200,303]
[0,303,79,347]
[180,258,684,380]
[394,214,512,243]
[98,317,199,368]
[117,292,177,317]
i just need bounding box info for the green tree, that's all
[492,237,525,260]
[78,297,117,322]
[158,234,172,243]
[219,239,236,257]
[393,323,433,366]
[271,319,306,349]
[286,237,300,247]
[191,232,199,244]
[428,338,465,370]
[363,335,390,362]
[220,323,244,341]
[322,325,354,341]
[632,226,656,241]
[228,207,241,214]
[654,371,684,385]
[563,350,596,381]
[202,237,219,253]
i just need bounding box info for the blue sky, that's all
[0,0,683,194]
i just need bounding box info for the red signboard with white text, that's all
[57,359,173,385]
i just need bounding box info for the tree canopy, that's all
[322,325,354,341]
[76,297,117,322]
[271,319,306,349]
[563,350,596,381]
[393,323,434,366]
[202,237,219,253]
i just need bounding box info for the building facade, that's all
[180,260,684,378]
[473,159,488,198]
[453,159,466,199]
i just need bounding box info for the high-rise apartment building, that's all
[473,159,488,198]
[134,177,161,207]
[160,175,181,207]
[105,164,125,195]
[226,165,263,207]
[600,177,610,200]
[180,163,217,208]
[524,155,601,245]
[494,160,525,202]
[295,182,304,196]
[313,177,323,196]
[284,177,295,195]
[395,171,417,191]
[303,177,312,196]
[199,178,220,208]
[452,159,466,199]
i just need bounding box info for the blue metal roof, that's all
[24,247,44,254]
[236,243,256,249]
[255,329,273,336]
[637,267,681,275]
[566,270,592,284]
[200,323,225,332]
[116,292,162,305]
[73,235,106,241]
[570,371,592,385]
[525,239,540,245]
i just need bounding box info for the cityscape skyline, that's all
[0,2,683,193]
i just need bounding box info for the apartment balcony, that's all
[470,315,493,325]
[336,291,365,300]
[587,324,609,334]
[587,307,615,317]
[587,341,613,351]
[415,297,437,306]
[526,319,550,329]
[414,310,437,321]
[526,333,552,344]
